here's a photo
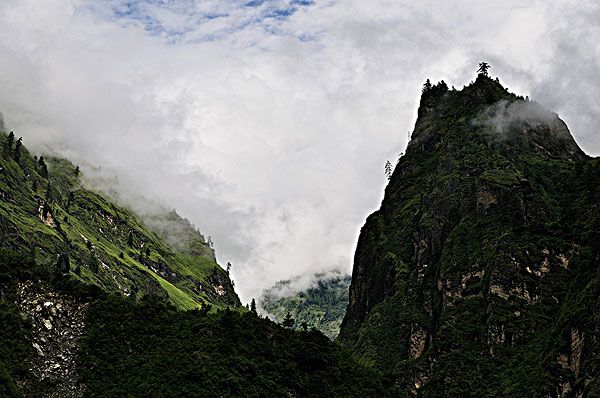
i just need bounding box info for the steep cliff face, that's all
[338,75,600,396]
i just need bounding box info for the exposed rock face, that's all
[338,76,600,396]
[16,281,86,398]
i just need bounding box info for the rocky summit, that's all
[338,74,600,396]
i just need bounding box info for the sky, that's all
[0,0,598,302]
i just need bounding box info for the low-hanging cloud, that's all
[0,0,598,302]
[476,100,564,138]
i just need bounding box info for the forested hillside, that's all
[0,132,238,309]
[338,72,600,397]
[260,272,351,339]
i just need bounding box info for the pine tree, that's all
[45,182,52,202]
[250,298,257,314]
[3,131,14,155]
[226,262,232,274]
[38,156,48,178]
[385,160,393,180]
[13,137,22,161]
[422,79,432,92]
[42,202,51,222]
[74,165,80,176]
[477,62,490,76]
[282,312,294,328]
[300,321,308,332]
[66,191,74,210]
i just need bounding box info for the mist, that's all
[476,100,565,139]
[1,0,599,302]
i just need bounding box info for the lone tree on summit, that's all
[477,62,490,76]
[422,78,432,92]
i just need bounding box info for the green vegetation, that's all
[0,132,238,310]
[77,290,389,397]
[260,272,351,339]
[339,73,600,396]
[0,248,389,397]
[0,251,37,398]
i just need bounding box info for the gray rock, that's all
[33,342,44,356]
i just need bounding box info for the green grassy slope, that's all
[0,132,239,309]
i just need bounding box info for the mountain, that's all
[259,272,351,339]
[0,130,387,397]
[0,135,239,310]
[338,74,600,396]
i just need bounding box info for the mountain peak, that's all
[339,74,599,395]
[412,73,585,162]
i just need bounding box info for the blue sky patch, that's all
[91,0,315,43]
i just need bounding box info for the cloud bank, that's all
[0,0,598,302]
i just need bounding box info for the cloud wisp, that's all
[0,0,598,302]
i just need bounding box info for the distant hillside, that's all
[0,131,239,309]
[259,272,351,339]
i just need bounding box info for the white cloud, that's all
[0,0,598,302]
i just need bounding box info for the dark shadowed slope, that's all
[338,74,600,397]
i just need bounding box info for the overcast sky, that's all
[0,0,598,302]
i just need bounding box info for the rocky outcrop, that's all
[16,281,86,398]
[338,75,600,396]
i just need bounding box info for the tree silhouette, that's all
[45,182,52,202]
[13,137,22,161]
[38,156,48,178]
[66,191,75,210]
[282,312,294,328]
[250,298,257,314]
[57,252,70,274]
[300,321,308,332]
[477,62,490,76]
[422,79,432,92]
[3,131,14,155]
[385,160,393,180]
[226,262,232,274]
